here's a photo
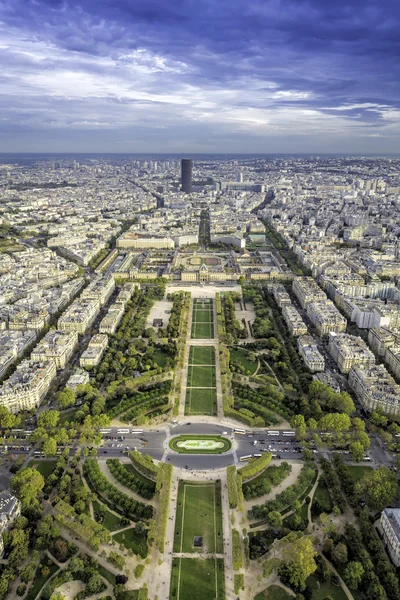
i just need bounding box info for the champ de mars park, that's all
[3,276,398,600]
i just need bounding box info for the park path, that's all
[178,296,193,416]
[244,462,303,511]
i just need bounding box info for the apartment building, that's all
[328,332,375,374]
[368,327,400,357]
[31,329,78,369]
[307,300,347,337]
[99,303,125,335]
[0,359,57,413]
[0,491,21,557]
[80,333,108,368]
[381,509,400,567]
[66,368,90,390]
[348,364,400,415]
[297,335,325,372]
[81,274,115,306]
[292,277,326,309]
[372,305,400,329]
[281,304,308,336]
[271,284,291,308]
[58,298,100,334]
[117,232,175,249]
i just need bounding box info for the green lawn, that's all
[59,407,79,424]
[113,527,148,558]
[169,435,231,454]
[347,465,373,483]
[189,345,216,365]
[97,564,116,586]
[26,558,59,600]
[230,347,258,375]
[185,387,217,415]
[124,463,156,491]
[312,478,333,517]
[254,585,293,600]
[174,482,223,553]
[28,460,56,478]
[191,321,214,339]
[170,558,225,600]
[187,365,216,387]
[92,500,123,531]
[193,308,214,322]
[152,349,170,368]
[307,575,348,600]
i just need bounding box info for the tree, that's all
[355,467,398,509]
[319,413,351,432]
[87,573,103,594]
[42,437,57,457]
[0,406,21,428]
[57,388,76,409]
[350,441,365,463]
[343,561,364,590]
[10,468,44,504]
[331,542,348,566]
[267,511,283,527]
[282,537,317,589]
[291,415,307,439]
[53,539,69,562]
[38,410,60,428]
[50,594,65,600]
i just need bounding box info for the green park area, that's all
[170,557,225,600]
[185,345,217,416]
[191,298,214,339]
[346,465,373,482]
[174,481,223,553]
[230,347,258,375]
[169,435,231,454]
[28,460,56,478]
[254,586,293,600]
[113,527,148,558]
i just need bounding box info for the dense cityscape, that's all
[0,154,399,600]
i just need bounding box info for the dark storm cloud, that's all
[0,0,399,151]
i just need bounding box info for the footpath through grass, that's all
[170,557,225,600]
[174,481,223,553]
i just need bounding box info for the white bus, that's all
[282,431,295,437]
[239,454,252,462]
[117,428,130,434]
[253,453,262,458]
[234,429,246,435]
[99,428,112,434]
[267,431,280,436]
[131,429,144,434]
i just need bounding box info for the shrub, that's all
[232,529,244,570]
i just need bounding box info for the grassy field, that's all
[230,347,258,375]
[27,460,56,478]
[170,558,225,600]
[92,500,122,531]
[97,564,116,586]
[312,478,333,517]
[187,365,216,387]
[191,299,214,339]
[113,527,148,558]
[152,348,170,368]
[185,387,217,415]
[186,345,217,415]
[174,481,223,553]
[124,463,156,491]
[254,585,293,600]
[189,345,216,365]
[347,465,373,482]
[26,558,59,600]
[306,575,348,600]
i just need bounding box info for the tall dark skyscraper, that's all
[181,158,193,193]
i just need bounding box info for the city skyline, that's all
[0,0,399,153]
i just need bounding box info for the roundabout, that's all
[169,434,232,454]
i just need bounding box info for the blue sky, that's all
[0,0,399,153]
